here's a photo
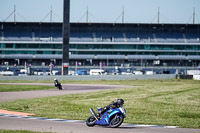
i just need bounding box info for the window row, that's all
[0,43,62,49]
[1,43,200,50]
[1,50,200,55]
[0,51,61,54]
[70,51,200,55]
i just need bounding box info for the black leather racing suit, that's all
[99,101,119,115]
[54,80,62,90]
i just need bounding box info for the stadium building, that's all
[0,22,200,74]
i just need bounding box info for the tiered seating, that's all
[124,32,139,42]
[185,32,200,43]
[94,32,123,42]
[4,31,31,41]
[1,25,199,43]
[70,32,93,42]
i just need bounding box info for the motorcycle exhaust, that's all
[89,108,99,121]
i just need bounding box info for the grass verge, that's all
[0,79,199,128]
[0,85,53,92]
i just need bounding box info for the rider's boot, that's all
[96,113,101,119]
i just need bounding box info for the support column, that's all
[62,0,70,75]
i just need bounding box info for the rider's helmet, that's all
[116,99,124,106]
[54,78,57,81]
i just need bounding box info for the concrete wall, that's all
[0,74,176,81]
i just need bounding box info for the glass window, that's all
[56,51,62,54]
[37,51,42,54]
[52,44,62,49]
[5,44,13,48]
[28,44,39,48]
[40,44,51,49]
[102,45,113,49]
[43,51,52,54]
[70,44,77,49]
[16,44,28,48]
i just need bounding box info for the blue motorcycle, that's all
[86,106,126,128]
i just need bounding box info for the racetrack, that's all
[0,83,129,102]
[1,116,199,133]
[0,83,200,133]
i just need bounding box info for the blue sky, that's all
[0,0,200,24]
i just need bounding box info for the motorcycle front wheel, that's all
[86,116,96,127]
[109,115,124,128]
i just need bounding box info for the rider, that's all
[97,99,124,117]
[54,78,62,90]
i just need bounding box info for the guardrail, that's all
[0,74,176,81]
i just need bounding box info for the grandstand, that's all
[0,22,200,74]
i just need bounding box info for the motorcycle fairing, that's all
[95,108,122,126]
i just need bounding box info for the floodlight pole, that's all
[193,7,195,24]
[62,0,70,75]
[50,5,52,22]
[158,7,160,24]
[122,7,124,23]
[14,5,16,22]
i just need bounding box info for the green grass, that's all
[0,85,53,92]
[0,79,200,128]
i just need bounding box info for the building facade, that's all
[0,22,200,72]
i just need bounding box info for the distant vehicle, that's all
[121,72,133,75]
[33,69,51,76]
[68,70,75,75]
[38,72,46,76]
[20,69,26,73]
[90,69,105,75]
[187,70,200,75]
[14,69,25,76]
[145,71,153,75]
[0,71,14,76]
[112,72,120,75]
[163,70,170,74]
[77,70,89,75]
[133,71,143,75]
[52,70,59,75]
[193,75,200,80]
[33,69,42,75]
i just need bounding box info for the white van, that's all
[90,69,105,75]
[133,71,143,75]
[193,75,200,80]
[0,71,14,76]
[187,70,200,75]
[145,71,153,75]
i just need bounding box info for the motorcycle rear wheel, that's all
[109,115,124,128]
[86,116,96,127]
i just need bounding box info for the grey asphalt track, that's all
[1,116,200,133]
[0,83,130,102]
[0,83,200,133]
